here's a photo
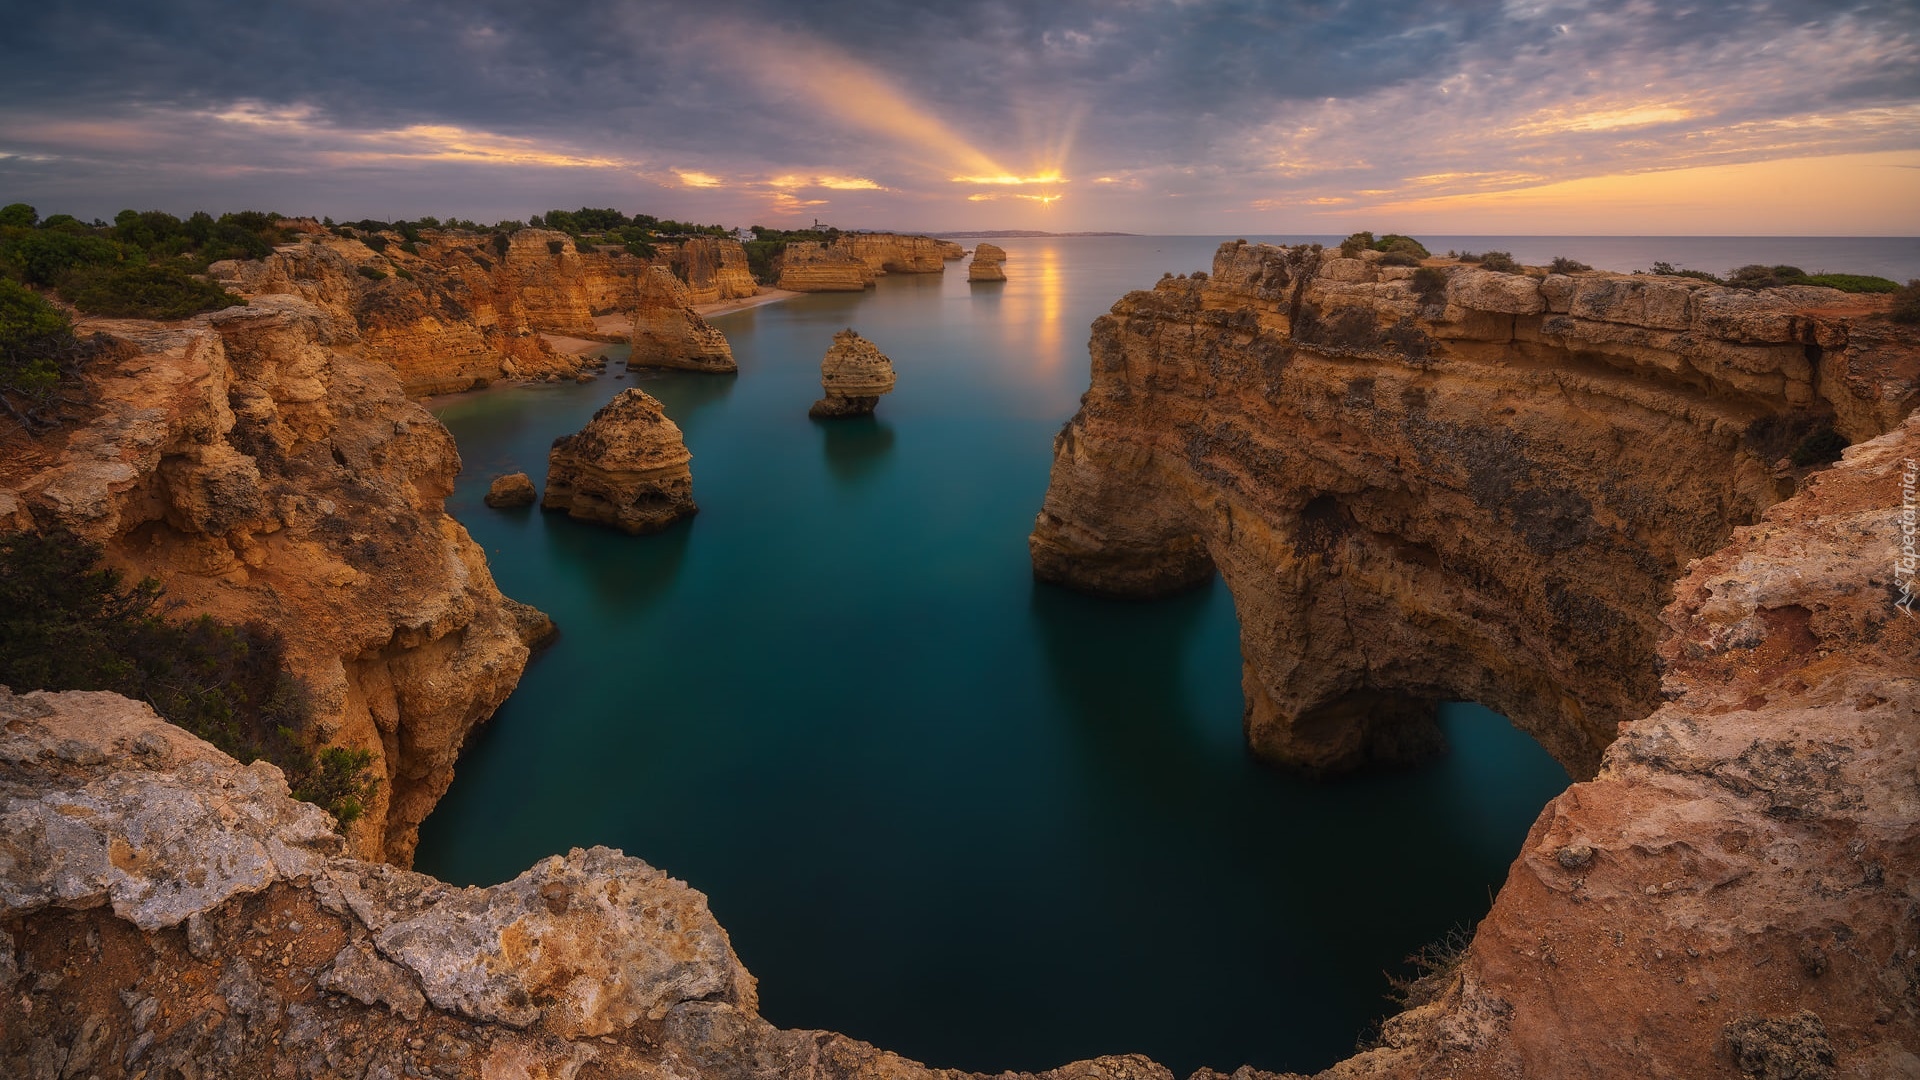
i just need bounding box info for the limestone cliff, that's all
[810,329,898,418]
[630,266,737,372]
[775,241,877,292]
[969,243,1008,283]
[1032,243,1918,778]
[0,296,534,867]
[657,236,761,306]
[0,686,1200,1080]
[836,232,955,275]
[543,388,698,533]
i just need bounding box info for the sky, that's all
[1,0,1916,234]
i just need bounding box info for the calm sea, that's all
[416,235,1591,1075]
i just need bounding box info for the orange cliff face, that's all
[0,296,540,866]
[656,235,760,306]
[773,233,964,292]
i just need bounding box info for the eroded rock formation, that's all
[837,233,955,275]
[0,296,534,866]
[810,329,898,418]
[774,241,877,292]
[969,243,1008,282]
[484,472,536,508]
[1032,243,1919,779]
[543,388,697,533]
[0,686,1210,1080]
[657,236,760,306]
[630,266,737,372]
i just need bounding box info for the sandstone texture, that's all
[0,685,1200,1080]
[543,388,697,533]
[968,243,1008,282]
[1032,242,1919,778]
[657,235,760,306]
[629,266,737,372]
[810,329,898,418]
[837,232,955,275]
[483,472,536,508]
[774,241,877,292]
[1324,414,1920,1078]
[0,296,535,866]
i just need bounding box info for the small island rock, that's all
[484,472,537,508]
[968,243,1007,282]
[543,389,696,534]
[809,329,897,418]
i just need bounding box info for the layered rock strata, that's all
[0,686,1208,1080]
[774,241,877,292]
[937,239,967,261]
[1032,243,1919,778]
[630,266,737,372]
[1325,414,1920,1078]
[810,329,898,418]
[657,235,760,306]
[0,296,534,866]
[969,243,1008,282]
[837,232,956,275]
[543,388,697,533]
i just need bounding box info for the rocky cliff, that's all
[543,388,698,533]
[969,243,1008,283]
[0,296,534,867]
[630,266,738,372]
[0,686,1180,1080]
[810,329,897,418]
[1032,243,1918,778]
[837,233,955,275]
[775,241,878,292]
[658,236,761,306]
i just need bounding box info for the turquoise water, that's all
[415,236,1571,1076]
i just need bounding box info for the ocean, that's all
[411,232,1869,1074]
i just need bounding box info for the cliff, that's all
[969,243,1008,282]
[0,296,534,867]
[630,266,737,372]
[774,241,877,292]
[657,236,761,306]
[836,232,955,275]
[543,388,698,533]
[0,685,1179,1080]
[1032,243,1918,778]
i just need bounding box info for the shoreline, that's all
[695,287,799,318]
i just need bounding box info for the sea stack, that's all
[968,243,1007,282]
[629,266,737,372]
[543,388,697,533]
[809,329,897,418]
[484,472,537,508]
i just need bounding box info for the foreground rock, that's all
[0,295,534,866]
[543,388,697,533]
[0,686,1205,1080]
[968,243,1008,282]
[629,266,737,372]
[1033,242,1920,779]
[484,472,536,508]
[810,329,897,418]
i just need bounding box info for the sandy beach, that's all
[540,332,614,355]
[694,288,799,318]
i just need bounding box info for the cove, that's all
[414,237,1572,1076]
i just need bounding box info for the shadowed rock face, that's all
[543,388,697,534]
[657,236,760,306]
[0,296,534,867]
[1032,242,1919,779]
[968,243,1008,282]
[629,266,737,372]
[810,329,897,418]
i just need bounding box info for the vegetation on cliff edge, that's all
[0,530,377,828]
[0,203,251,319]
[1640,261,1901,293]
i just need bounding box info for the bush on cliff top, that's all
[0,279,76,419]
[1,204,269,320]
[1893,280,1920,324]
[1338,232,1431,260]
[0,530,377,828]
[60,263,243,320]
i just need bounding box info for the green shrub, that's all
[1799,273,1899,293]
[0,531,377,828]
[0,279,74,409]
[1643,261,1721,283]
[1548,257,1591,274]
[1893,280,1920,324]
[1,229,122,286]
[1375,234,1430,259]
[1477,251,1521,273]
[1378,251,1421,267]
[0,203,38,228]
[394,267,414,281]
[397,240,419,256]
[61,264,243,320]
[357,266,387,281]
[361,234,389,253]
[1411,267,1448,296]
[1339,231,1374,258]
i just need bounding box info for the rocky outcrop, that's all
[1032,243,1919,779]
[629,266,737,372]
[937,239,966,261]
[0,296,533,866]
[543,388,697,533]
[969,243,1008,282]
[837,233,955,275]
[0,685,1187,1080]
[774,241,877,292]
[810,329,897,418]
[657,236,760,306]
[1327,414,1920,1078]
[484,472,536,508]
